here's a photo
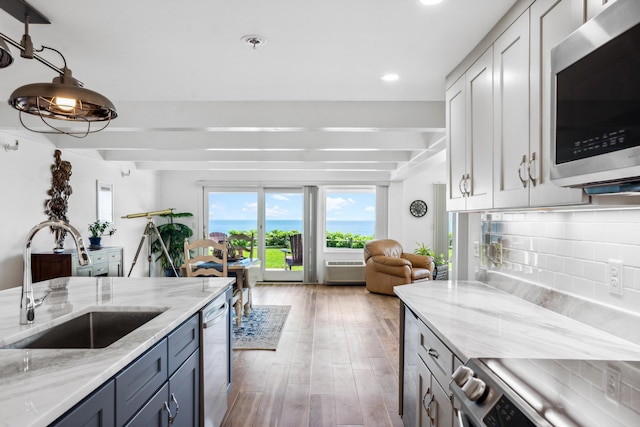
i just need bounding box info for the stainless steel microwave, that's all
[550,0,640,191]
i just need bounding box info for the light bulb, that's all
[54,97,77,112]
[418,0,443,5]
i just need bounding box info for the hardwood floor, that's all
[222,283,404,427]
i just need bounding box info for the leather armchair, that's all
[363,239,434,295]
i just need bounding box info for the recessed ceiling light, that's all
[418,0,443,5]
[381,73,399,82]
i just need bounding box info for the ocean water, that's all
[209,219,374,236]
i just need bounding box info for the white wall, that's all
[392,150,447,254]
[0,131,160,289]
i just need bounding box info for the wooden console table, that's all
[31,246,124,283]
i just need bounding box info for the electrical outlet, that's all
[605,366,621,403]
[473,241,480,257]
[608,259,623,295]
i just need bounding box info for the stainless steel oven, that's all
[451,358,640,427]
[450,359,550,427]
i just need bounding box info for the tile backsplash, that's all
[479,208,640,316]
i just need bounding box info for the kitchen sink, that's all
[3,310,165,349]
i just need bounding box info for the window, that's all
[325,187,375,249]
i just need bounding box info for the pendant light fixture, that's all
[0,3,117,137]
[0,38,14,68]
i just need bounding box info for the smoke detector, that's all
[241,35,267,49]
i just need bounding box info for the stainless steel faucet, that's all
[21,219,90,324]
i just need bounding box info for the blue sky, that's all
[208,191,375,221]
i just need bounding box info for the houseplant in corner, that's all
[88,220,116,249]
[414,242,448,280]
[151,211,193,276]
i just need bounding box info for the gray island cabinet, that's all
[52,314,200,427]
[0,276,234,427]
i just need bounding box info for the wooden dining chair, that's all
[183,238,246,326]
[183,238,227,278]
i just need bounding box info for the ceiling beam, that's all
[52,130,443,150]
[101,101,445,130]
[132,161,398,171]
[102,149,411,162]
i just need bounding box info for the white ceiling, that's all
[0,0,517,183]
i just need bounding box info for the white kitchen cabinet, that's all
[529,0,587,206]
[586,0,617,20]
[493,10,531,208]
[493,0,588,208]
[446,48,494,211]
[446,77,466,211]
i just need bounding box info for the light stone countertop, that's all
[394,280,640,361]
[0,276,234,427]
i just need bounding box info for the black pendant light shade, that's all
[8,67,117,122]
[0,38,14,68]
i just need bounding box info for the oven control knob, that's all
[451,365,474,387]
[462,377,486,401]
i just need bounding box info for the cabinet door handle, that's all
[422,389,436,426]
[518,155,527,188]
[428,348,439,359]
[527,151,537,186]
[458,174,466,197]
[163,401,173,424]
[169,393,180,425]
[422,387,431,412]
[427,394,438,426]
[465,174,472,196]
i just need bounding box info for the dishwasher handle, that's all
[203,301,229,328]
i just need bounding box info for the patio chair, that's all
[228,232,255,260]
[208,231,227,243]
[283,233,303,270]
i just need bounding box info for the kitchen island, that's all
[395,280,640,427]
[0,276,234,427]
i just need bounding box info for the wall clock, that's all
[409,200,427,217]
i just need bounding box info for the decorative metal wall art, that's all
[45,150,73,252]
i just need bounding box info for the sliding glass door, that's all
[262,188,304,281]
[206,191,258,242]
[204,187,308,282]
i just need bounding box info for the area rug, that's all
[232,305,291,350]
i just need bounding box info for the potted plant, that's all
[151,211,193,276]
[88,220,116,249]
[414,242,448,280]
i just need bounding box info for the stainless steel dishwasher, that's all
[201,287,232,427]
[399,303,418,427]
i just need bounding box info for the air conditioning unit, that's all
[324,260,365,284]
